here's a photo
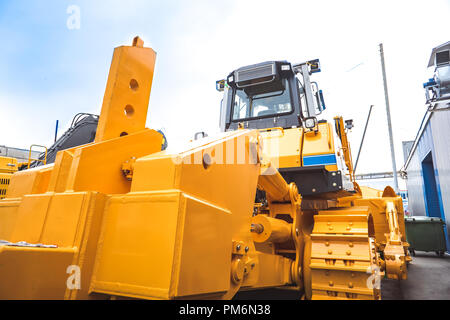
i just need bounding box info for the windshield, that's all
[232,79,292,121]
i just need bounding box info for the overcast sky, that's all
[0,0,449,183]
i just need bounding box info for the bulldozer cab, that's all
[218,60,358,197]
[218,60,325,132]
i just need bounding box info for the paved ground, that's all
[382,252,450,300]
[235,252,450,300]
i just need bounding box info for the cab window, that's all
[232,79,293,121]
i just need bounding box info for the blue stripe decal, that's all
[303,154,337,166]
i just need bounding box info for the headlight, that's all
[304,117,317,129]
[345,119,354,130]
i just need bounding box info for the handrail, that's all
[27,145,48,169]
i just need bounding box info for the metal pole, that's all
[354,105,374,173]
[379,43,399,193]
[54,120,59,143]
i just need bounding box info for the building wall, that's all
[405,151,427,216]
[405,120,434,217]
[429,110,450,249]
[402,141,414,165]
[405,108,450,250]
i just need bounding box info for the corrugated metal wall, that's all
[405,108,450,250]
[406,148,427,216]
[405,118,435,217]
[429,110,450,249]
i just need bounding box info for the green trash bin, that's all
[405,216,447,256]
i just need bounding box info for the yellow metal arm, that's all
[258,161,291,202]
[95,36,156,142]
[334,116,355,181]
[383,200,408,280]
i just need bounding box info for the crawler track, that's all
[309,206,381,300]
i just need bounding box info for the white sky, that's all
[0,0,449,183]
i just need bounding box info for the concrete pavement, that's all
[382,252,450,300]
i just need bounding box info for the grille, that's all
[236,63,276,83]
[0,177,10,199]
[436,50,449,65]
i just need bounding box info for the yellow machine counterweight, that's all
[0,38,410,300]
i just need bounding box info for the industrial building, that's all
[403,41,450,251]
[0,145,41,163]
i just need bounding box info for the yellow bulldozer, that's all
[0,37,410,300]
